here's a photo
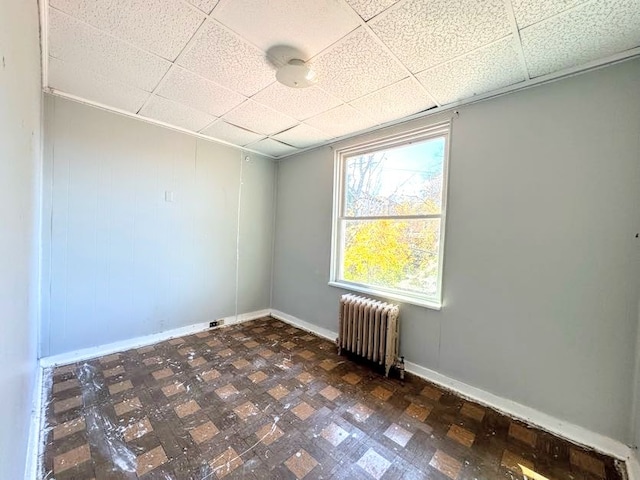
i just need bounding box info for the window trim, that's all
[329,122,451,310]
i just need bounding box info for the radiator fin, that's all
[337,294,400,377]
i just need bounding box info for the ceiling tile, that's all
[200,120,265,146]
[48,56,149,113]
[313,28,407,102]
[416,37,526,105]
[521,0,640,78]
[177,20,275,96]
[511,0,588,28]
[247,138,298,158]
[223,100,298,136]
[185,0,219,14]
[156,66,246,117]
[50,0,204,61]
[345,0,400,21]
[48,8,170,92]
[252,83,342,121]
[370,0,511,73]
[350,78,436,124]
[305,104,377,138]
[272,124,333,149]
[139,95,216,131]
[212,0,360,60]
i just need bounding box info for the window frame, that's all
[329,122,451,310]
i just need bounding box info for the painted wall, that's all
[0,1,42,478]
[41,96,275,356]
[272,59,640,442]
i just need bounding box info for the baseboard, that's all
[269,309,337,342]
[24,364,45,480]
[403,360,631,461]
[225,309,271,327]
[627,451,640,480]
[39,309,270,368]
[267,308,632,464]
[31,307,635,476]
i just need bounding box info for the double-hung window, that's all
[329,123,450,309]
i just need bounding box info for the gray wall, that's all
[272,59,640,442]
[41,96,275,356]
[0,1,42,478]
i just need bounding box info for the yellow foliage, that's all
[342,199,441,294]
[343,219,410,288]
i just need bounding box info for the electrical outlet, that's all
[209,319,224,328]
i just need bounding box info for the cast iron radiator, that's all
[337,294,404,378]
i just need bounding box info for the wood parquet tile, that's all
[40,317,625,479]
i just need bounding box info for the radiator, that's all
[337,294,404,378]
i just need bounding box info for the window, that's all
[329,123,450,309]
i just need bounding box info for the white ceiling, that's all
[43,0,640,158]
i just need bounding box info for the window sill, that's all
[328,281,442,311]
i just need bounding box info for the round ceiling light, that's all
[276,59,318,88]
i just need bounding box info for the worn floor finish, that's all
[42,317,624,479]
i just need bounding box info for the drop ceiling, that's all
[42,0,640,159]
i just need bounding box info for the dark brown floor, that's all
[41,316,624,479]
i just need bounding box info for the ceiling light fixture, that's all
[276,59,317,88]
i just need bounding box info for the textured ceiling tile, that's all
[48,8,170,91]
[222,100,298,136]
[313,28,407,102]
[416,37,526,105]
[247,138,298,158]
[350,78,436,124]
[521,0,640,78]
[50,0,204,60]
[305,104,377,138]
[370,0,511,72]
[177,20,274,96]
[213,0,359,60]
[157,66,246,117]
[200,120,265,146]
[272,124,333,149]
[139,95,216,132]
[185,0,219,14]
[48,57,149,113]
[511,0,588,28]
[252,83,342,121]
[345,0,400,21]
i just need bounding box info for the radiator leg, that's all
[336,337,341,356]
[398,356,405,381]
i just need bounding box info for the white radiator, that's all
[337,294,404,378]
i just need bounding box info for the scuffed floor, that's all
[41,316,624,479]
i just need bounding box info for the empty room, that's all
[2,0,640,479]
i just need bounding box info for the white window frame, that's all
[329,122,451,310]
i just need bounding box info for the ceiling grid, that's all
[336,0,443,107]
[135,17,209,117]
[503,0,532,80]
[41,0,640,158]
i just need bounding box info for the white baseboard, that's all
[226,309,271,327]
[31,307,635,476]
[267,308,632,465]
[627,451,640,480]
[24,364,46,480]
[270,310,337,342]
[403,360,631,461]
[39,309,270,368]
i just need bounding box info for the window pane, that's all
[341,218,441,296]
[344,137,445,217]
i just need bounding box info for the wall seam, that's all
[234,151,245,321]
[45,97,56,357]
[268,160,279,310]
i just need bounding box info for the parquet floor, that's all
[41,316,624,479]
